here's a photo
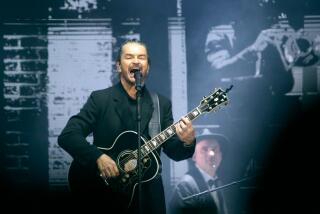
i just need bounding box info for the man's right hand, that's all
[96,154,119,179]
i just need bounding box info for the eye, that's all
[123,54,134,59]
[139,55,147,60]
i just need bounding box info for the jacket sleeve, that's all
[57,91,104,167]
[161,97,196,161]
[168,175,200,213]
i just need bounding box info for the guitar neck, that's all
[133,87,229,158]
[134,107,202,158]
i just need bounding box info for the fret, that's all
[144,145,150,153]
[147,141,154,150]
[163,130,170,138]
[187,109,200,121]
[159,133,166,141]
[170,125,176,133]
[147,139,157,152]
[155,136,161,144]
[166,127,174,136]
[156,135,163,143]
[151,139,157,147]
[141,146,147,156]
[186,113,192,120]
[193,109,200,118]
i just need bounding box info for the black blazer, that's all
[58,82,195,169]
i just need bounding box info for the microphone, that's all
[132,68,142,91]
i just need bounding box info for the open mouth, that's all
[129,68,141,78]
[129,69,136,78]
[130,67,140,73]
[129,69,136,74]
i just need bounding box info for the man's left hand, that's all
[175,117,195,146]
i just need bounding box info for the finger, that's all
[105,169,112,177]
[180,121,187,130]
[176,129,183,140]
[175,124,183,135]
[108,166,117,177]
[104,160,116,176]
[183,118,192,128]
[112,165,119,176]
[181,117,190,124]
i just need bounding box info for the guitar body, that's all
[68,131,160,207]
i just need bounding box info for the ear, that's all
[146,64,150,74]
[116,62,121,73]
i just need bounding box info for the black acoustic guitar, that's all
[68,87,231,208]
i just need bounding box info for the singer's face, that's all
[193,139,222,176]
[118,42,149,86]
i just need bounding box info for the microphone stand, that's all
[134,69,143,213]
[182,175,257,201]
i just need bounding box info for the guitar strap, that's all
[148,91,161,138]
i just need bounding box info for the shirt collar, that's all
[195,163,218,184]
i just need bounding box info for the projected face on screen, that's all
[204,24,235,70]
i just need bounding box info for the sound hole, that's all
[118,151,137,173]
[124,159,137,172]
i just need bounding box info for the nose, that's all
[131,58,141,68]
[132,56,142,63]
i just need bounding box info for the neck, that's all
[120,78,137,99]
[204,166,218,178]
[208,169,217,178]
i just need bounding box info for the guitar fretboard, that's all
[132,87,228,158]
[133,107,202,158]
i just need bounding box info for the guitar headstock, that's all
[198,88,229,113]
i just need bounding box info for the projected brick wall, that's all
[2,23,48,188]
[47,19,113,187]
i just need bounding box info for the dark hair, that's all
[116,39,151,65]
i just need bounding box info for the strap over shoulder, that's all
[148,91,161,138]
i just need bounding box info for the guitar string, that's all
[116,112,197,169]
[116,92,225,171]
[116,100,222,169]
[116,110,199,169]
[117,124,177,168]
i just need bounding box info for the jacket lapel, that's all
[111,83,154,134]
[112,83,132,130]
[140,90,154,136]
